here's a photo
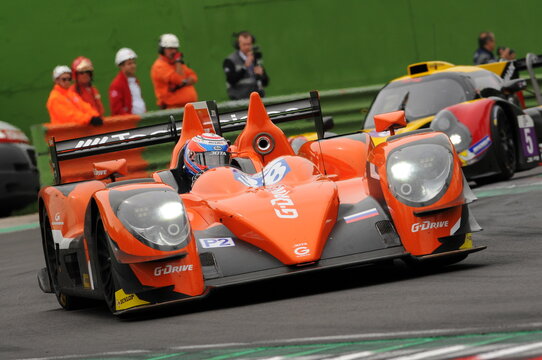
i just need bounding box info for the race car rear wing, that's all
[49,91,324,184]
[501,53,542,105]
[511,53,542,74]
[522,53,542,105]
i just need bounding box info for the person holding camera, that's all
[151,33,198,109]
[497,46,516,61]
[223,31,269,100]
[473,31,497,65]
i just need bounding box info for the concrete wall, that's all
[1,0,541,134]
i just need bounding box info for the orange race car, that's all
[37,91,483,315]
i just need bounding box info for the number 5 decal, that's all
[517,115,539,159]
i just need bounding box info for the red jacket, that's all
[109,71,136,115]
[69,83,105,116]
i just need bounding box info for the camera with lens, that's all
[253,45,263,64]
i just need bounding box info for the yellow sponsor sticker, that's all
[83,274,90,289]
[115,289,150,311]
[460,233,473,250]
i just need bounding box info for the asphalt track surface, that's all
[1,167,541,360]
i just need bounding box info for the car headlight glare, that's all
[431,110,472,153]
[390,161,414,181]
[158,201,184,220]
[449,133,462,145]
[117,191,190,250]
[387,144,453,206]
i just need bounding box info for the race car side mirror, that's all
[93,159,128,182]
[501,78,528,94]
[323,116,334,131]
[374,110,407,136]
[479,87,501,98]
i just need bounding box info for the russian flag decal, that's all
[344,208,379,224]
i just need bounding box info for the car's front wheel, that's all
[96,216,117,313]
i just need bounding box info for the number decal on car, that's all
[517,115,541,162]
[233,158,291,187]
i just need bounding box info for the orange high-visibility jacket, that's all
[46,84,99,125]
[150,55,198,108]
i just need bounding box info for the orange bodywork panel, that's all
[40,181,106,239]
[234,93,295,168]
[129,240,205,296]
[369,131,467,255]
[190,156,338,265]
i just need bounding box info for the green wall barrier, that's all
[4,0,542,138]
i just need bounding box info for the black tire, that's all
[41,211,88,310]
[96,216,117,313]
[491,105,516,180]
[0,207,11,218]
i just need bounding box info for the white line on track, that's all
[475,341,542,359]
[18,349,149,360]
[170,342,248,350]
[251,324,542,346]
[15,324,542,360]
[324,351,374,360]
[386,345,467,360]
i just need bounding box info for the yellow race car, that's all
[361,59,542,183]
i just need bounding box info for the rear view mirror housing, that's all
[479,87,502,98]
[322,116,334,132]
[374,110,407,135]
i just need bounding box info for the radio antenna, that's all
[261,153,266,188]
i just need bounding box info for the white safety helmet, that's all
[52,65,71,81]
[159,33,180,48]
[115,48,137,66]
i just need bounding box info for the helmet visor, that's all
[194,151,230,169]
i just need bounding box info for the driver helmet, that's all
[183,133,230,178]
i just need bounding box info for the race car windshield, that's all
[468,70,503,92]
[194,151,230,169]
[364,77,468,129]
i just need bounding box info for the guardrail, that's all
[31,84,382,186]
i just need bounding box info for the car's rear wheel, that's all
[41,211,88,310]
[96,216,117,313]
[0,208,11,218]
[491,105,516,180]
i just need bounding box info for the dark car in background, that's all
[0,121,40,217]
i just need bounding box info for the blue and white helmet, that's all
[183,133,230,177]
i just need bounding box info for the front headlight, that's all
[431,109,472,153]
[387,144,453,207]
[117,191,190,250]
